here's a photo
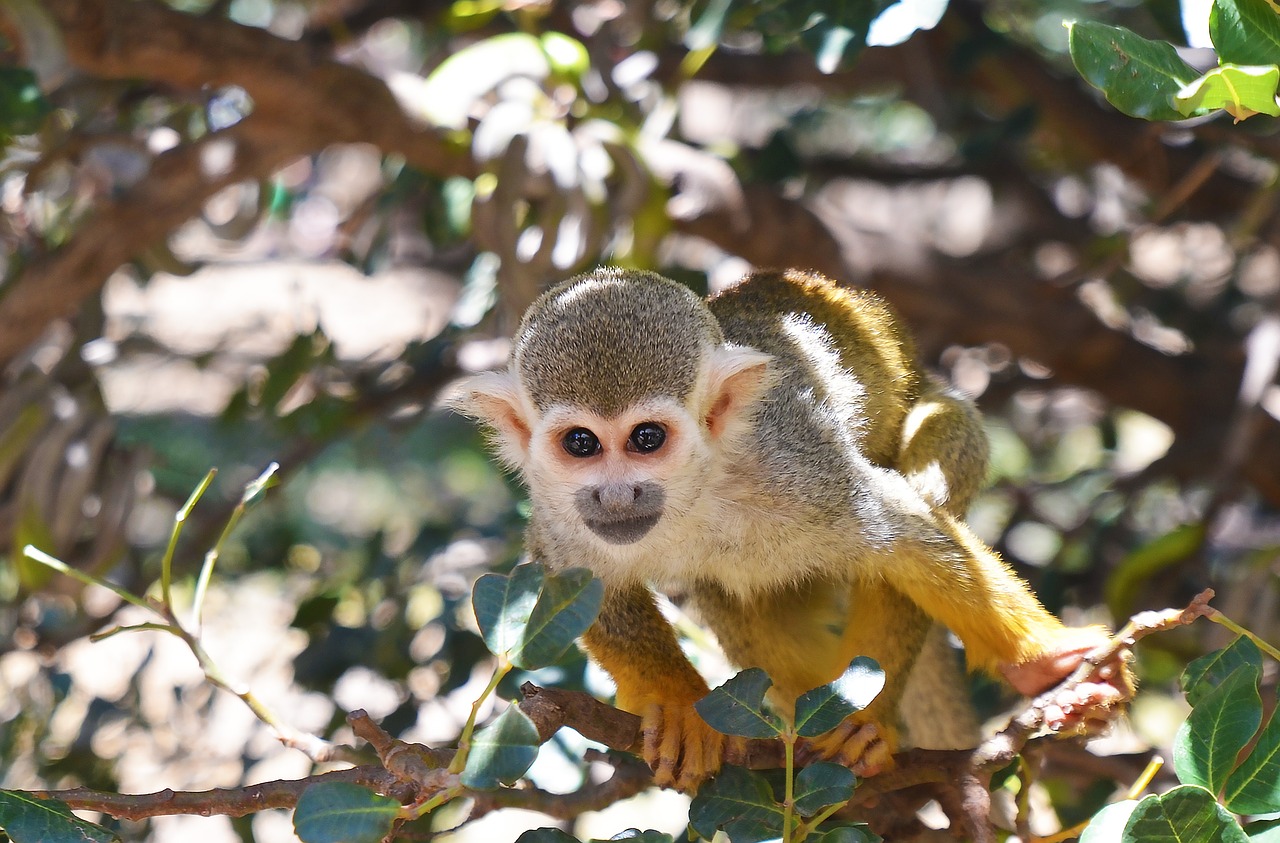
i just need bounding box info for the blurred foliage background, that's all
[1,0,1279,840]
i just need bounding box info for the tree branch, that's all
[0,0,471,370]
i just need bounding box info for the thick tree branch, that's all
[32,767,412,821]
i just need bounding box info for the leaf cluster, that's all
[1079,636,1280,842]
[1070,0,1280,122]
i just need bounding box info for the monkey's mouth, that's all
[584,513,661,544]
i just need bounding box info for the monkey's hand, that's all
[636,698,730,792]
[1001,629,1134,734]
[797,712,897,777]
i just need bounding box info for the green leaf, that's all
[1081,800,1141,843]
[474,564,543,657]
[515,830,578,843]
[460,705,541,789]
[1173,666,1262,793]
[515,567,603,669]
[793,762,856,815]
[1246,818,1280,841]
[291,783,400,843]
[695,668,784,738]
[1223,706,1280,814]
[0,68,51,136]
[1105,524,1204,617]
[1067,21,1201,121]
[795,657,884,738]
[472,564,603,669]
[0,791,119,843]
[1176,65,1280,120]
[811,826,880,843]
[1122,786,1249,843]
[1211,0,1280,66]
[1183,637,1263,708]
[688,765,784,843]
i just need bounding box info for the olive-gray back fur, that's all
[513,268,723,415]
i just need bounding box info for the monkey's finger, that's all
[673,721,707,793]
[641,704,676,787]
[654,709,687,788]
[833,723,881,768]
[850,736,892,777]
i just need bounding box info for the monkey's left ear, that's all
[443,371,534,466]
[703,346,772,440]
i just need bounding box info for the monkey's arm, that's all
[581,584,725,791]
[871,485,1130,709]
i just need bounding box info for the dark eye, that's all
[628,422,667,453]
[562,427,601,458]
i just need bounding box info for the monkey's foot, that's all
[639,701,726,792]
[797,713,896,777]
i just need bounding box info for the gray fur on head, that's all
[513,268,723,416]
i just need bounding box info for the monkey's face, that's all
[525,396,710,548]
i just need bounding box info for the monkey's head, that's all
[449,268,771,556]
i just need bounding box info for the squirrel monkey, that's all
[451,267,1131,791]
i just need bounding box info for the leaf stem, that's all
[405,785,464,820]
[23,545,154,613]
[449,655,512,774]
[1207,611,1280,662]
[160,468,217,611]
[192,462,277,631]
[782,729,796,843]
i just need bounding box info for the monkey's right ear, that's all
[444,371,533,466]
[703,346,772,441]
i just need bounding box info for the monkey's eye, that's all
[628,422,667,453]
[562,428,601,458]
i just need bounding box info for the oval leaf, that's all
[695,668,784,738]
[795,657,884,738]
[292,782,400,843]
[473,564,544,658]
[688,765,784,843]
[512,566,604,669]
[1068,21,1200,121]
[1173,666,1262,794]
[793,762,856,816]
[1223,706,1280,814]
[1182,636,1263,708]
[1211,0,1280,66]
[472,565,603,669]
[0,791,119,843]
[1122,785,1249,843]
[460,705,541,789]
[1176,65,1280,120]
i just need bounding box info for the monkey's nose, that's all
[593,484,641,509]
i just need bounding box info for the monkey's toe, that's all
[799,714,896,777]
[640,702,725,792]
